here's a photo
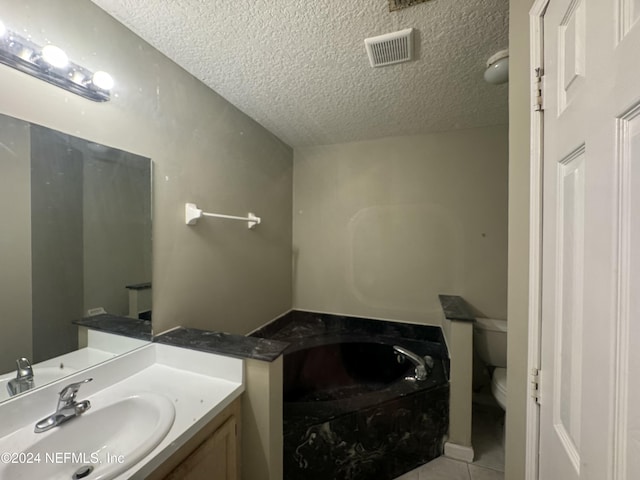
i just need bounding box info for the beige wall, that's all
[0,0,293,338]
[506,0,535,478]
[293,126,508,324]
[0,114,32,373]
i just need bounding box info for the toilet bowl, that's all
[473,317,507,411]
[491,367,507,410]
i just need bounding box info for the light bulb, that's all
[42,45,69,68]
[92,71,114,90]
[18,47,34,62]
[70,69,87,84]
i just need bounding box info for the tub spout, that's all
[393,346,434,381]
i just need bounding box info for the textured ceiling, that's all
[90,0,509,147]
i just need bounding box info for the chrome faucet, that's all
[34,378,92,433]
[393,346,435,381]
[6,358,34,397]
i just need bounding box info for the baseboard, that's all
[444,442,474,463]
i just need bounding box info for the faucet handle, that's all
[424,355,435,370]
[58,378,93,406]
[16,358,33,379]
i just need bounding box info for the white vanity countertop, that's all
[0,342,244,480]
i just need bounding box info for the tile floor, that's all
[394,404,505,480]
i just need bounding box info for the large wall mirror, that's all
[0,112,152,402]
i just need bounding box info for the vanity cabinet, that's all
[148,397,241,480]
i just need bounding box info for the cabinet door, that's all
[165,415,238,480]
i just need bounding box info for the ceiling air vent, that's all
[364,28,414,68]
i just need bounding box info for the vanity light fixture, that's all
[0,19,112,102]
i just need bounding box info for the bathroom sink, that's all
[0,365,78,401]
[1,393,175,480]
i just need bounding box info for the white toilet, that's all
[473,317,507,411]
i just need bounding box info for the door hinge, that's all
[530,367,541,404]
[534,67,544,112]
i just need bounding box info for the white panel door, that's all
[540,0,640,478]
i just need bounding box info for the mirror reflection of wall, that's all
[0,112,152,374]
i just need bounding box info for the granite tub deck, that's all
[252,311,450,480]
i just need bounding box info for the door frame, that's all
[526,0,550,479]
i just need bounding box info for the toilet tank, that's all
[473,317,507,368]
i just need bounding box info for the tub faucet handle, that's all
[393,345,433,381]
[424,355,435,371]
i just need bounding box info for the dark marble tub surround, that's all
[285,384,449,480]
[254,310,451,480]
[154,327,289,362]
[438,294,476,322]
[253,310,448,355]
[283,342,449,429]
[73,314,152,341]
[253,310,449,387]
